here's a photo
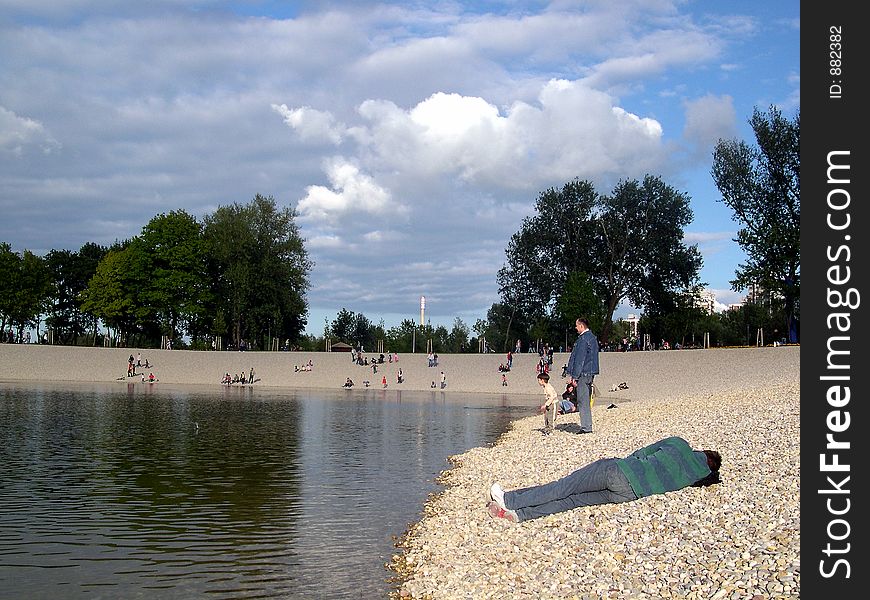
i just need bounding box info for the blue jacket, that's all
[567,329,599,378]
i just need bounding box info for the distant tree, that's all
[80,246,142,345]
[712,105,800,342]
[44,243,107,344]
[329,308,356,344]
[592,176,703,343]
[351,312,375,350]
[0,245,52,339]
[203,194,311,349]
[386,318,418,353]
[0,243,19,334]
[446,317,470,353]
[137,210,211,345]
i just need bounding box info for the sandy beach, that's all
[0,344,800,598]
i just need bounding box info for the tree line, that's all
[1,195,311,350]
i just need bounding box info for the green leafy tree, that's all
[386,319,418,353]
[498,176,702,344]
[0,245,52,339]
[554,271,604,334]
[498,180,598,325]
[592,176,703,343]
[80,246,142,345]
[203,194,311,349]
[446,317,470,353]
[0,243,19,335]
[711,105,800,342]
[137,210,212,345]
[329,308,356,344]
[44,243,107,344]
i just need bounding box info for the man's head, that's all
[703,450,721,472]
[691,450,722,487]
[575,317,590,334]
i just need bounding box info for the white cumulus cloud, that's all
[271,104,345,145]
[296,157,401,222]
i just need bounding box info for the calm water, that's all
[0,381,528,599]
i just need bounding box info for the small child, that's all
[537,372,558,434]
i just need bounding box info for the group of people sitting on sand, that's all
[294,360,314,372]
[221,367,256,385]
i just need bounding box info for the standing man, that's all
[566,317,599,434]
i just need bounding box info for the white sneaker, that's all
[490,483,506,510]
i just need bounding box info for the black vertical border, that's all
[801,1,866,597]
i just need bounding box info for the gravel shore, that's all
[389,346,800,599]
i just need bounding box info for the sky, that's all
[0,0,799,336]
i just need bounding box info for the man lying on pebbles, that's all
[487,435,721,523]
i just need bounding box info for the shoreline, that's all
[389,346,800,599]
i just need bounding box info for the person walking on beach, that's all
[440,371,447,389]
[566,317,599,434]
[536,372,558,434]
[487,436,721,523]
[502,373,508,387]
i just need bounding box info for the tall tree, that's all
[497,176,702,344]
[591,175,703,342]
[0,245,52,339]
[44,244,107,344]
[79,246,142,345]
[203,194,311,349]
[137,210,212,344]
[711,105,800,342]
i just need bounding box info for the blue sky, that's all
[0,1,799,335]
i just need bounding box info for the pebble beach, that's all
[0,343,800,599]
[389,346,800,600]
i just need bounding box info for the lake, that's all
[0,381,530,599]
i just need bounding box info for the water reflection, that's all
[0,382,525,599]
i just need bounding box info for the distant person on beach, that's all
[397,368,404,384]
[343,377,354,388]
[136,352,142,368]
[502,373,508,386]
[536,372,558,435]
[566,317,599,434]
[440,371,447,389]
[487,436,721,523]
[148,372,156,383]
[249,367,255,383]
[382,375,388,388]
